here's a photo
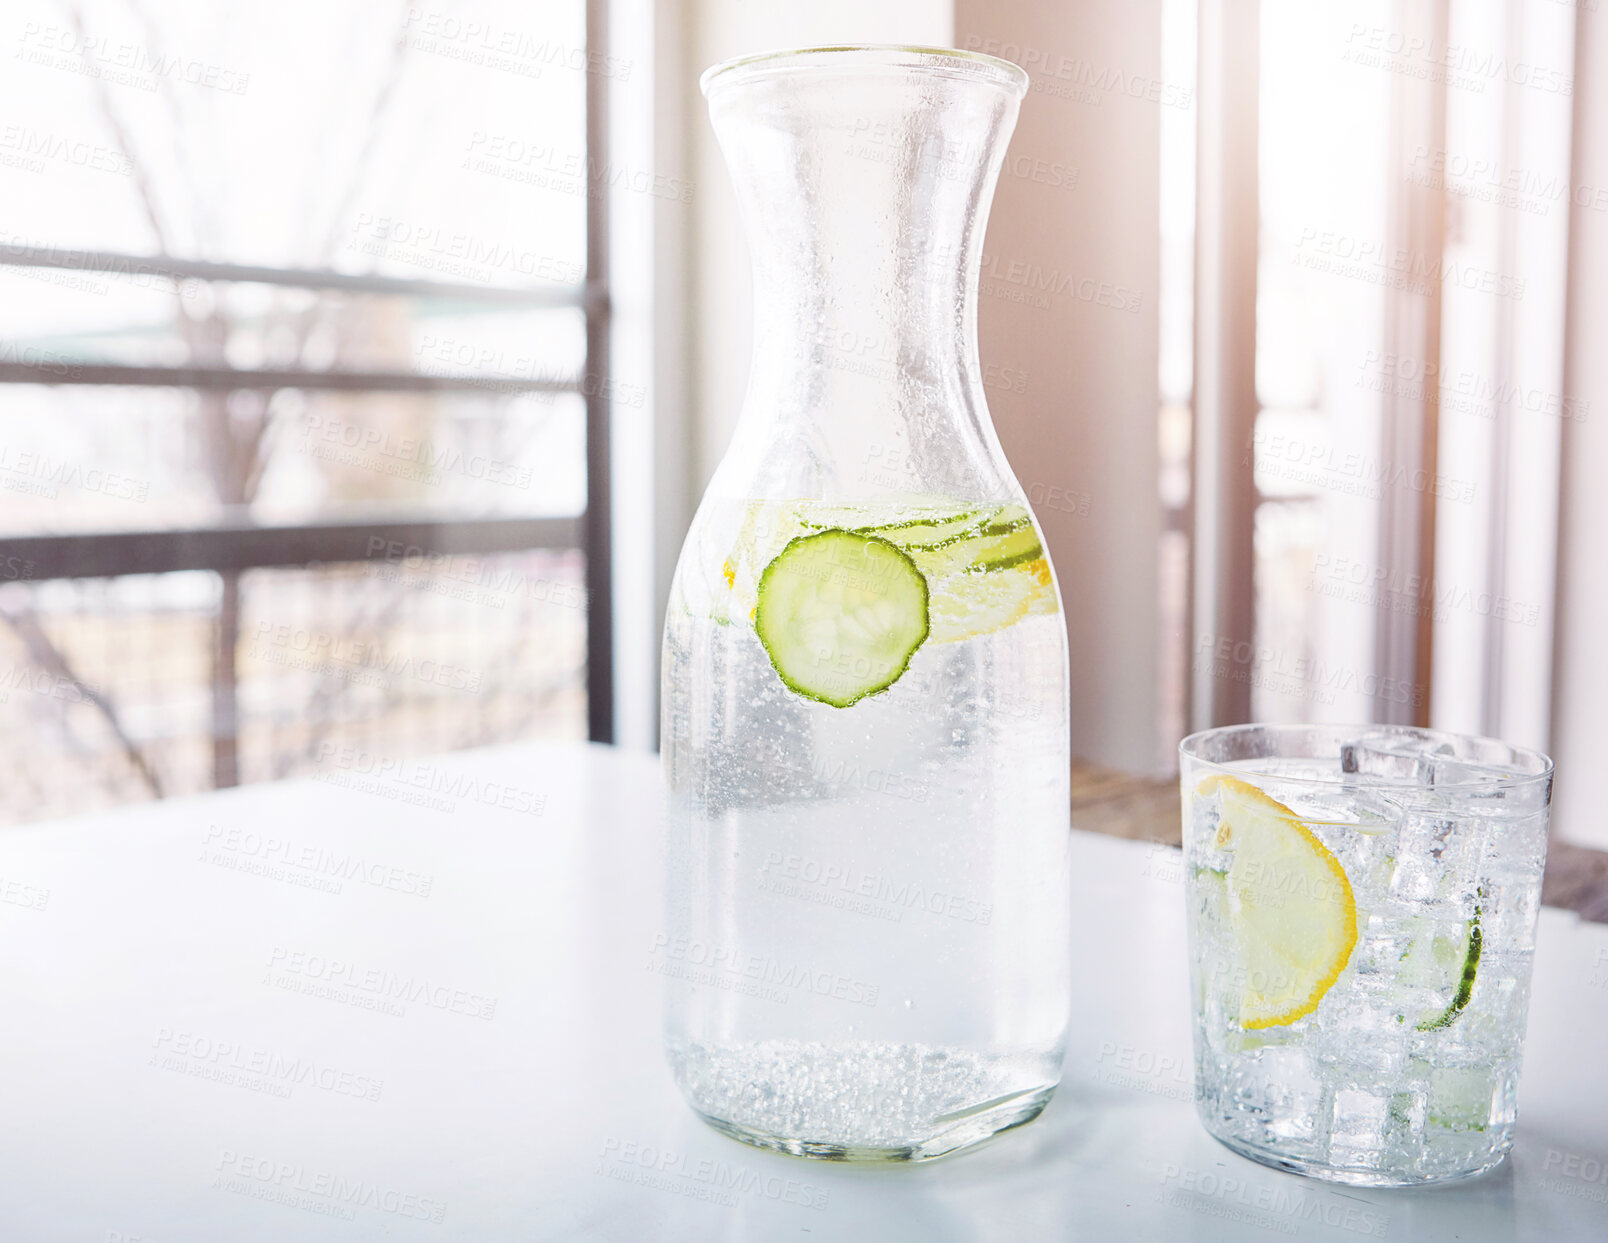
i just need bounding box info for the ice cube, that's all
[1425,1066,1497,1133]
[1341,729,1515,789]
[1341,731,1550,814]
[1242,1047,1328,1141]
[1328,1087,1392,1168]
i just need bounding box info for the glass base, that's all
[1207,1128,1512,1188]
[694,1085,1055,1163]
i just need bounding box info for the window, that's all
[0,0,616,822]
[1175,0,1575,755]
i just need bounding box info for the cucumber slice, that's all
[1416,908,1481,1031]
[860,508,1000,550]
[971,524,1043,572]
[914,516,1042,578]
[755,529,929,708]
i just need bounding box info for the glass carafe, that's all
[661,46,1071,1162]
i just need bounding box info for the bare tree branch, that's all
[64,0,178,256]
[315,0,418,264]
[0,605,164,797]
[282,575,415,777]
[124,0,215,253]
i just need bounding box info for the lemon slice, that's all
[927,556,1054,643]
[1197,774,1358,1029]
[903,514,1056,644]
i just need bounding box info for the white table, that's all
[2,742,1604,1242]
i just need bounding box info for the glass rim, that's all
[1178,723,1554,791]
[700,45,1030,100]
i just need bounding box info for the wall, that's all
[954,0,1164,772]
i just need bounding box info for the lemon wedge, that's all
[1197,774,1358,1029]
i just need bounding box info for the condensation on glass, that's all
[660,46,1073,1162]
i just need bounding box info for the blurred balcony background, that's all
[1,0,1606,910]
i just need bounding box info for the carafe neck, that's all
[705,48,1027,496]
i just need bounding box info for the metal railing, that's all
[0,515,584,580]
[0,233,612,742]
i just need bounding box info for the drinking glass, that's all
[1180,724,1552,1185]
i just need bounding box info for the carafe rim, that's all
[700,44,1029,100]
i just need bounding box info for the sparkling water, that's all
[1184,728,1551,1185]
[674,45,1060,1162]
[662,498,1071,1161]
